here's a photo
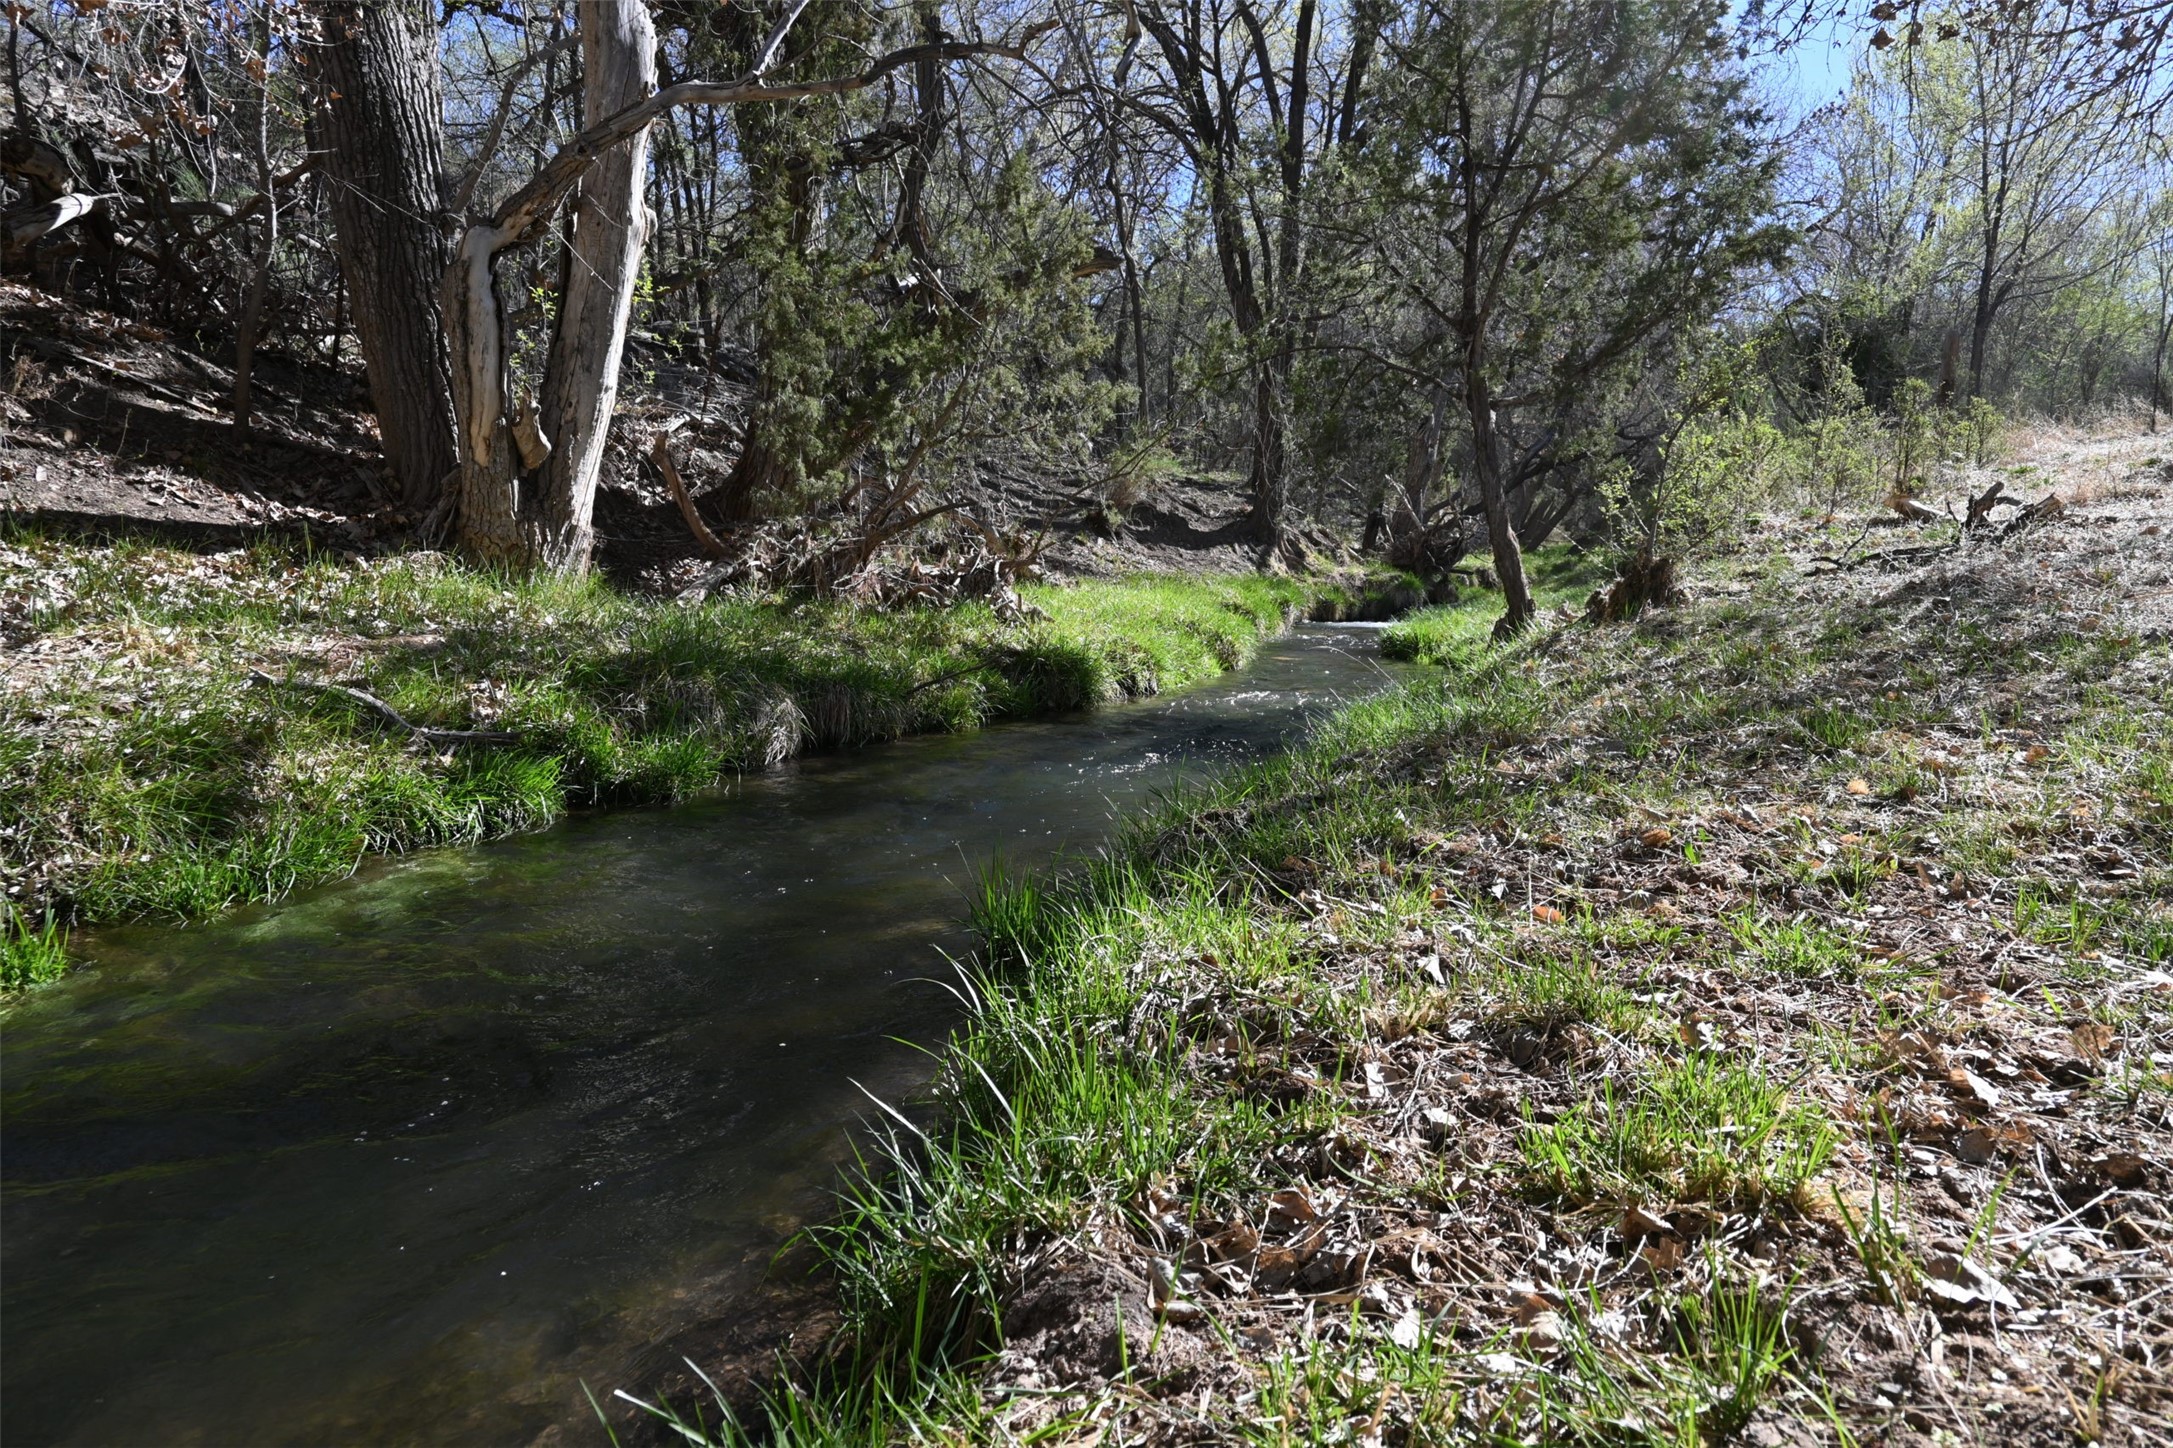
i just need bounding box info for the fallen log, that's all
[247,671,521,750]
[4,193,107,263]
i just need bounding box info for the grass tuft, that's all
[1521,1053,1836,1208]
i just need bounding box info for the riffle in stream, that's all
[2,625,1407,1446]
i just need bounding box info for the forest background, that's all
[2,0,2164,607]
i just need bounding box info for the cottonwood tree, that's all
[433,1,1061,571]
[1367,0,1788,634]
[1795,12,2156,411]
[305,1,461,513]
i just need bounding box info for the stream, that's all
[2,625,1407,1446]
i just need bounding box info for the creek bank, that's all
[0,539,1419,989]
[2,624,1412,1447]
[657,454,2171,1445]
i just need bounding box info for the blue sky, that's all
[1751,11,1861,120]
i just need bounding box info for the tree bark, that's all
[1465,369,1534,636]
[533,0,656,571]
[309,0,457,513]
[232,2,277,434]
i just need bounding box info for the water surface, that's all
[2,626,1402,1445]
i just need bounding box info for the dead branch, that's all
[652,420,729,559]
[1999,492,2065,538]
[1887,490,1943,523]
[1964,478,2009,529]
[247,671,521,750]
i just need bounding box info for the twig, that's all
[247,671,520,750]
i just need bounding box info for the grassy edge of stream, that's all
[0,529,1422,990]
[622,524,2171,1445]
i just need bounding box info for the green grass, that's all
[1520,1052,1837,1209]
[1724,909,1861,979]
[0,533,1389,991]
[0,905,67,992]
[1379,546,1612,664]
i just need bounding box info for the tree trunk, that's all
[309,0,457,513]
[1248,370,1287,544]
[1387,383,1449,561]
[1464,370,1534,636]
[533,0,656,571]
[2152,310,2170,434]
[232,2,276,434]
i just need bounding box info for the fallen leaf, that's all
[2095,1152,2148,1189]
[1639,1236,1686,1274]
[2069,1022,2116,1061]
[1265,1187,1320,1230]
[1955,1121,2033,1163]
[1531,903,1565,924]
[1205,1220,1261,1261]
[1519,1310,1566,1351]
[1949,1068,2003,1112]
[1923,1253,2020,1310]
[1509,1291,1558,1325]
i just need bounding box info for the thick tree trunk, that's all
[533,0,656,571]
[310,0,457,512]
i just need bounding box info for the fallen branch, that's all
[1999,492,2065,539]
[247,671,521,750]
[1806,543,1956,573]
[651,420,730,559]
[1887,490,1942,523]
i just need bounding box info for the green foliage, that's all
[1380,547,1613,663]
[0,905,68,993]
[1603,339,1789,559]
[1521,1052,1837,1208]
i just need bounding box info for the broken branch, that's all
[247,671,520,750]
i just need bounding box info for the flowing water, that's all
[2,626,1405,1446]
